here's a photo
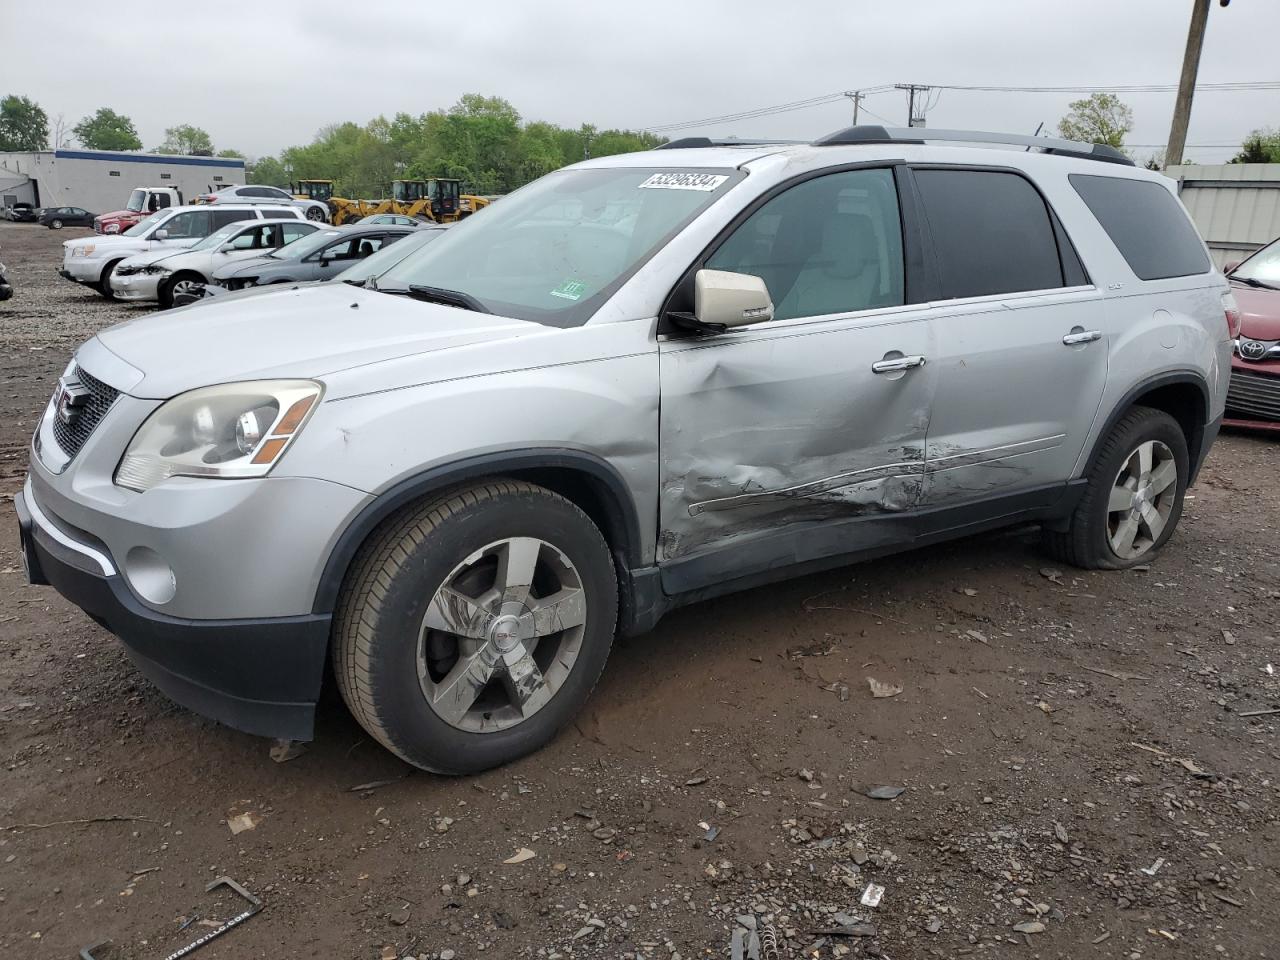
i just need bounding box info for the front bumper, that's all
[109,272,163,301]
[16,486,331,740]
[60,259,102,284]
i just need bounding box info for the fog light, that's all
[124,546,176,605]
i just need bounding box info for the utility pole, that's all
[1165,0,1225,168]
[843,90,864,125]
[895,84,931,128]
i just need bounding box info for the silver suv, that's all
[18,127,1234,774]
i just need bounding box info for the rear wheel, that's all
[1043,406,1188,569]
[50,219,63,229]
[333,480,617,774]
[305,205,327,222]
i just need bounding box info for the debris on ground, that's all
[866,677,903,698]
[502,847,535,864]
[268,739,307,763]
[859,882,885,908]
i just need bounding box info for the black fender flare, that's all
[311,448,646,616]
[1081,369,1212,481]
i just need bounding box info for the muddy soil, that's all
[1,221,1277,959]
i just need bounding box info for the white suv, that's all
[59,204,303,299]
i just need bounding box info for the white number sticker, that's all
[638,172,729,192]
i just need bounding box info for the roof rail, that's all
[656,136,807,150]
[814,125,1135,166]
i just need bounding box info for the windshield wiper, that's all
[406,284,491,313]
[1229,273,1280,291]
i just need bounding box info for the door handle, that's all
[871,355,927,374]
[1062,329,1102,346]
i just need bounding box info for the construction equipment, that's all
[291,180,334,204]
[325,179,491,226]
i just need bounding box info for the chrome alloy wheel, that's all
[1107,439,1178,560]
[418,537,587,733]
[170,278,203,301]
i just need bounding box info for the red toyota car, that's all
[1224,235,1280,432]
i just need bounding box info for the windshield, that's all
[377,167,741,327]
[126,188,146,213]
[335,228,445,282]
[123,210,168,238]
[270,228,345,260]
[1232,236,1280,285]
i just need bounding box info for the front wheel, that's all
[333,480,618,774]
[305,205,326,222]
[97,260,124,299]
[1043,406,1189,569]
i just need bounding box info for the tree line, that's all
[0,93,661,198]
[2,91,1276,194]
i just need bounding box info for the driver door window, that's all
[707,168,905,321]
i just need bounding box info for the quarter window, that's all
[707,168,906,321]
[1070,174,1210,281]
[280,222,313,243]
[915,169,1066,299]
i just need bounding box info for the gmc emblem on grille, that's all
[53,377,91,427]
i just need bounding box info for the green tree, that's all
[72,108,142,151]
[156,124,214,155]
[216,148,245,159]
[246,155,290,187]
[0,94,50,150]
[1231,128,1280,163]
[1057,93,1133,149]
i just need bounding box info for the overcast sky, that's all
[10,0,1279,164]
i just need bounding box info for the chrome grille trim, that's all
[50,366,120,460]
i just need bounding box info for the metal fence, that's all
[1166,163,1280,269]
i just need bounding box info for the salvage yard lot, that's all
[1,221,1277,958]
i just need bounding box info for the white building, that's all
[0,148,246,214]
[1165,163,1280,269]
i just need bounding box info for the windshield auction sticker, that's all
[638,173,729,192]
[550,279,587,301]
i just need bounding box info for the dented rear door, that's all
[655,166,937,577]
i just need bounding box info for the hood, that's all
[95,209,138,222]
[91,282,541,399]
[212,254,281,280]
[64,233,140,251]
[1232,282,1280,341]
[120,247,186,269]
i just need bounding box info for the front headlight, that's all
[142,265,171,276]
[72,244,95,257]
[104,223,120,234]
[115,380,322,492]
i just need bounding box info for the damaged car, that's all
[1223,235,1280,431]
[18,126,1231,774]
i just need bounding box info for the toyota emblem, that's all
[1238,339,1267,361]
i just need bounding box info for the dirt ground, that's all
[1,221,1277,960]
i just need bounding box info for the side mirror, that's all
[694,269,774,328]
[153,229,169,241]
[1223,260,1241,275]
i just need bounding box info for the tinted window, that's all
[915,169,1064,299]
[159,210,211,239]
[1070,174,1210,281]
[322,236,387,261]
[211,209,251,229]
[708,168,905,321]
[241,187,270,198]
[260,207,299,219]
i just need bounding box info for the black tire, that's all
[159,272,203,310]
[97,260,124,299]
[305,205,327,222]
[50,219,63,229]
[1043,406,1189,570]
[333,479,618,774]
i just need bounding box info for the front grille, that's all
[1226,367,1280,422]
[50,367,120,459]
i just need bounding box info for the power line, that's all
[644,85,894,133]
[914,80,1280,94]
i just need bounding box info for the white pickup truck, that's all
[60,203,302,298]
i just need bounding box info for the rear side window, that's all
[260,207,299,219]
[1070,174,1210,280]
[211,209,249,229]
[915,169,1066,299]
